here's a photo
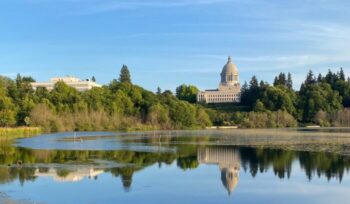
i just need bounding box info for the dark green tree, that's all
[156,87,162,95]
[273,73,286,87]
[339,68,345,81]
[305,70,316,85]
[287,73,293,89]
[119,65,131,83]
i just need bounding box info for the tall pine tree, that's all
[119,65,131,83]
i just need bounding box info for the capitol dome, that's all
[221,56,239,76]
[220,56,239,86]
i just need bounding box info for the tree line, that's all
[1,65,350,130]
[175,68,350,127]
[0,65,211,131]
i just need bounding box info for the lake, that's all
[1,128,350,204]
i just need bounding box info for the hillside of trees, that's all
[0,66,211,132]
[1,65,350,131]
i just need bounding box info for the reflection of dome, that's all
[220,164,240,195]
[220,56,239,86]
[197,146,240,195]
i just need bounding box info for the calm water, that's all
[1,129,350,204]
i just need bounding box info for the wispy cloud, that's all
[64,0,237,15]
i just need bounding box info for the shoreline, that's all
[2,126,350,139]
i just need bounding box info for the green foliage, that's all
[175,84,199,103]
[1,67,350,130]
[196,107,212,128]
[260,86,298,116]
[253,99,265,112]
[0,82,17,126]
[147,103,170,128]
[0,69,211,131]
[168,101,197,128]
[239,69,349,125]
[238,110,297,128]
[299,82,342,122]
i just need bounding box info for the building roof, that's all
[221,56,239,76]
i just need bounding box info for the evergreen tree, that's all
[119,65,131,83]
[91,76,96,82]
[241,76,261,108]
[250,76,259,89]
[240,81,249,105]
[273,73,287,87]
[305,70,316,85]
[317,73,323,82]
[325,69,336,85]
[156,87,162,95]
[339,68,345,81]
[287,73,293,89]
[273,76,278,86]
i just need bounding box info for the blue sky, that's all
[1,0,350,92]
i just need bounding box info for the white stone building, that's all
[31,76,102,92]
[197,56,241,103]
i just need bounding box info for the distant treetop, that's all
[119,65,131,84]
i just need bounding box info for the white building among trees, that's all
[31,76,102,92]
[197,56,241,103]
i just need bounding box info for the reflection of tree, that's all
[239,147,350,182]
[4,167,37,186]
[177,156,199,170]
[56,169,72,178]
[109,167,135,192]
[240,148,293,179]
[298,151,350,181]
[2,141,350,190]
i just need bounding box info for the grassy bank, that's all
[0,127,41,140]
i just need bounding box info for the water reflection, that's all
[34,167,104,182]
[1,144,350,192]
[3,130,350,203]
[198,147,240,195]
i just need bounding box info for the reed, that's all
[0,127,41,140]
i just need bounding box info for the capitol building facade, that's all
[197,56,241,103]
